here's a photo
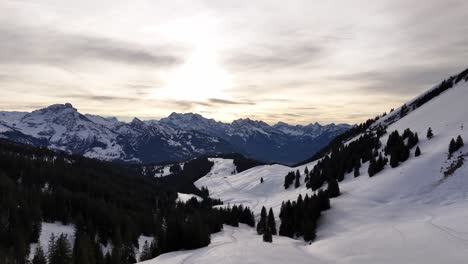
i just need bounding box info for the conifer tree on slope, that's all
[139,241,152,262]
[456,135,464,149]
[267,208,277,235]
[263,227,273,243]
[327,178,340,198]
[295,171,301,188]
[49,234,73,264]
[449,138,457,155]
[32,244,47,264]
[427,127,434,139]
[256,207,268,235]
[73,231,97,264]
[415,146,421,157]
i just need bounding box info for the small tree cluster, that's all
[368,153,388,177]
[279,191,330,242]
[449,136,464,156]
[48,234,73,264]
[385,130,411,168]
[284,171,295,189]
[219,204,255,228]
[402,128,419,149]
[257,207,276,243]
[400,104,409,118]
[306,132,381,190]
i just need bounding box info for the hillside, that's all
[142,69,468,263]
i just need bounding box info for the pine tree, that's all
[427,127,434,139]
[302,218,316,242]
[139,241,152,262]
[267,208,277,235]
[48,233,57,264]
[294,171,301,188]
[32,244,47,264]
[284,172,295,189]
[390,150,399,168]
[353,166,360,177]
[456,135,464,149]
[415,146,421,157]
[256,207,267,235]
[400,104,409,118]
[73,231,96,264]
[327,178,340,198]
[449,138,457,155]
[368,157,377,176]
[262,227,273,243]
[49,234,73,264]
[400,145,410,162]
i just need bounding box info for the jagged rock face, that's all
[0,104,350,164]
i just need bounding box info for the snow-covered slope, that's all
[143,71,468,263]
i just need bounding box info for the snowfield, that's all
[140,224,323,264]
[177,192,203,203]
[142,79,468,263]
[29,222,75,260]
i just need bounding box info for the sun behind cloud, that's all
[152,44,234,101]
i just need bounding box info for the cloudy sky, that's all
[1,0,467,125]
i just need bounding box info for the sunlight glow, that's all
[150,15,234,102]
[156,46,233,101]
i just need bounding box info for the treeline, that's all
[0,139,252,263]
[449,135,464,156]
[305,129,383,191]
[294,113,383,167]
[412,67,468,109]
[141,153,264,197]
[153,157,215,196]
[283,170,302,189]
[256,207,276,243]
[384,129,419,168]
[278,191,330,242]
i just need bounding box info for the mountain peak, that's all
[131,117,144,125]
[42,103,76,112]
[232,118,269,127]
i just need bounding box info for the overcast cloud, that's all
[0,0,467,125]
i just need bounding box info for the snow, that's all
[177,192,203,203]
[29,222,75,260]
[28,222,158,261]
[136,235,155,260]
[150,165,173,178]
[140,225,322,264]
[141,79,468,263]
[195,161,314,218]
[0,123,12,133]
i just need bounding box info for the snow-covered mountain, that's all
[160,113,351,164]
[0,104,232,163]
[141,68,468,263]
[0,105,349,164]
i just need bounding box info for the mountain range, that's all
[0,104,350,164]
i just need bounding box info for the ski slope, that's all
[142,79,468,263]
[140,225,323,264]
